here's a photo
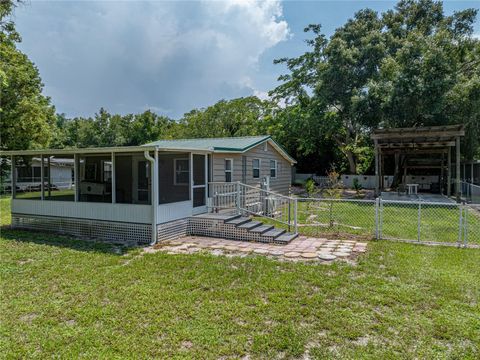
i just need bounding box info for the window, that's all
[174,158,189,185]
[225,159,233,182]
[270,160,277,178]
[253,158,260,179]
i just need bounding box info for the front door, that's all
[192,154,207,214]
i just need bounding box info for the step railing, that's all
[209,182,298,233]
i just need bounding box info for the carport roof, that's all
[371,124,465,150]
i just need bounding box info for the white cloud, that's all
[15,0,290,118]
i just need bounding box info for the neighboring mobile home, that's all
[1,157,74,193]
[2,136,296,244]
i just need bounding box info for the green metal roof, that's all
[1,136,295,163]
[144,135,296,164]
[144,136,270,152]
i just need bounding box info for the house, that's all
[3,157,74,192]
[1,136,296,244]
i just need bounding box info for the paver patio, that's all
[152,235,368,263]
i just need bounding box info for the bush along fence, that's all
[209,182,480,247]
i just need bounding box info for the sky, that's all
[13,0,480,119]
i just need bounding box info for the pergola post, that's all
[380,152,384,190]
[456,136,461,202]
[447,147,451,197]
[440,152,444,195]
[470,161,474,183]
[374,140,379,196]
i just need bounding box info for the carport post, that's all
[471,161,474,184]
[447,147,451,197]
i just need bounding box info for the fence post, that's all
[464,203,468,247]
[379,198,383,239]
[288,201,291,233]
[417,202,421,242]
[375,197,379,240]
[294,198,298,234]
[458,203,463,245]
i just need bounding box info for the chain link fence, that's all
[378,200,479,245]
[292,198,479,246]
[209,182,479,247]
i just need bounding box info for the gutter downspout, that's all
[144,150,157,246]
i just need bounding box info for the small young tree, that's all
[323,169,343,227]
[352,178,363,197]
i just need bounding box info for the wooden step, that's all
[249,225,274,234]
[275,232,298,244]
[237,220,262,230]
[261,228,286,239]
[226,217,251,226]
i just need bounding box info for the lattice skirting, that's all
[11,214,277,245]
[11,213,152,244]
[157,219,189,241]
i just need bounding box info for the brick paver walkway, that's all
[152,236,368,263]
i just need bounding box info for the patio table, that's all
[406,183,419,195]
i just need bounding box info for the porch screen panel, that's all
[44,155,75,201]
[78,154,112,203]
[13,156,42,199]
[158,153,190,205]
[115,154,151,205]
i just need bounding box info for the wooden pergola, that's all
[371,124,465,200]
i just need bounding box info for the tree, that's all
[177,96,275,139]
[53,108,177,148]
[0,0,56,150]
[271,0,480,173]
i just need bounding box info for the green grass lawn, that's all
[15,189,75,201]
[1,197,480,358]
